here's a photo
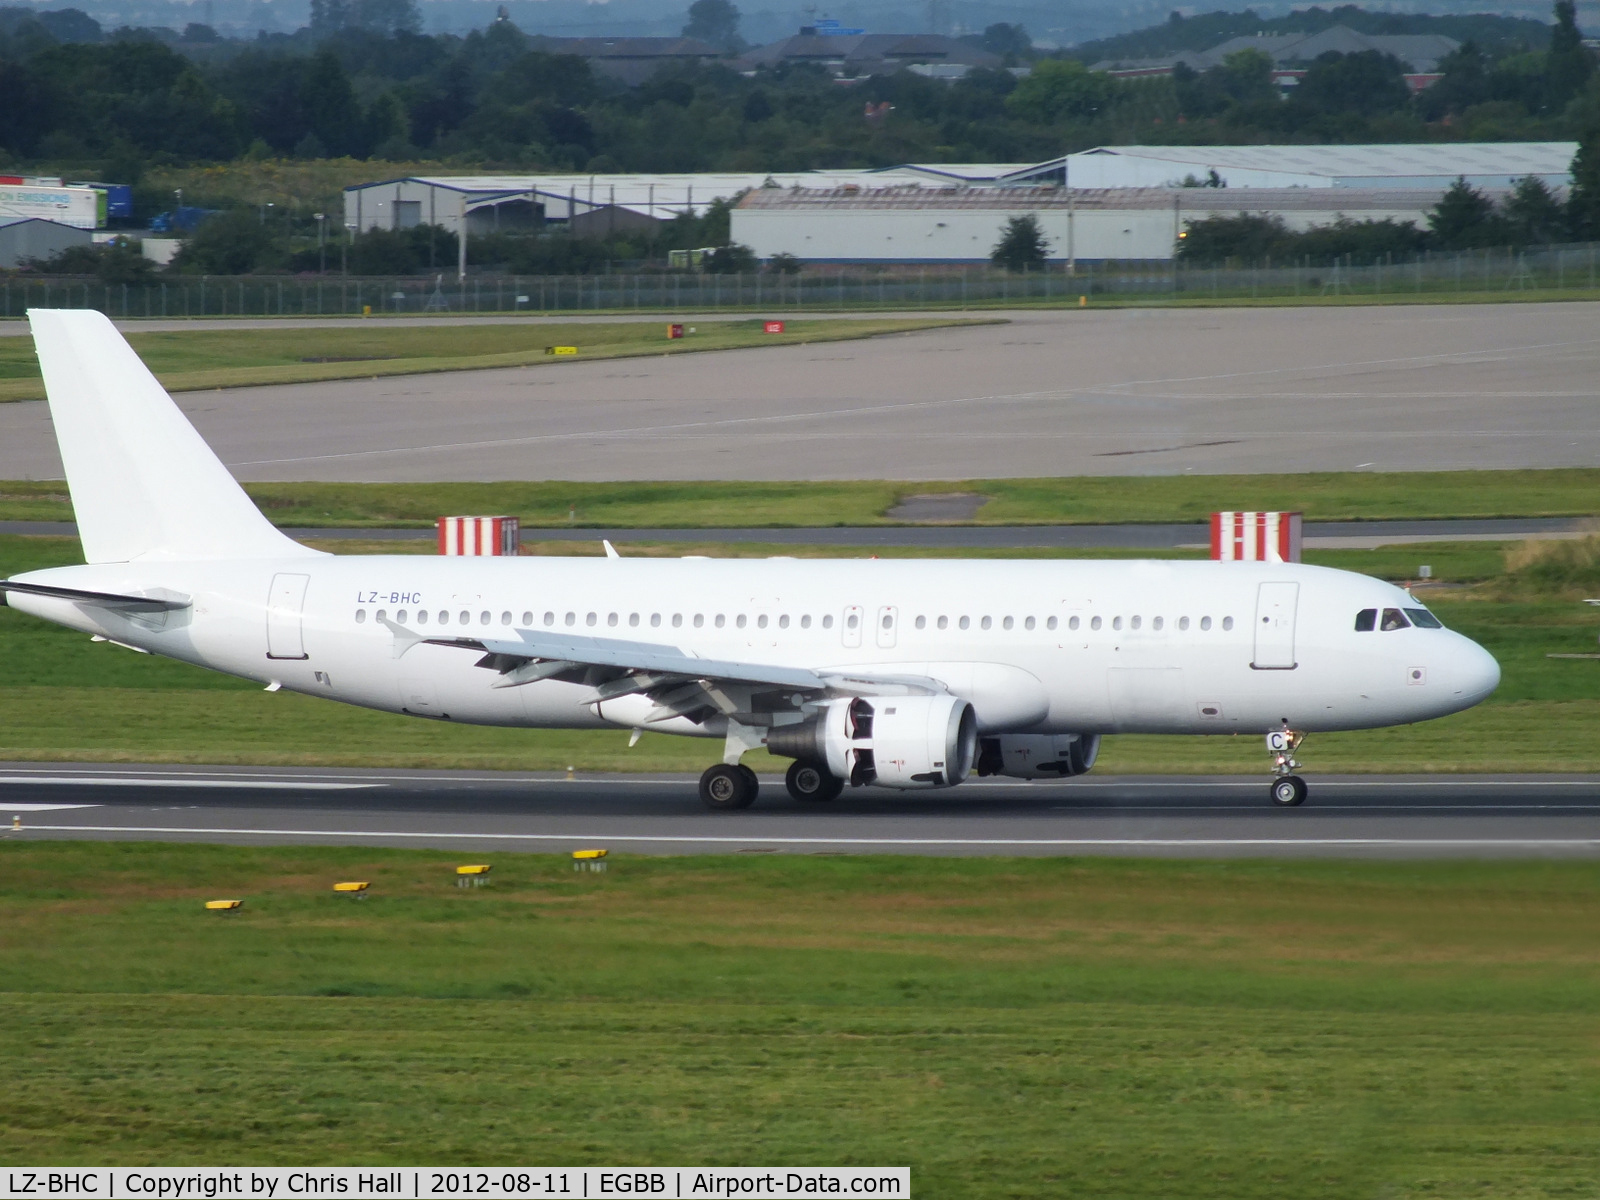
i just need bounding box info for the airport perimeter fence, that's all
[6,243,1600,318]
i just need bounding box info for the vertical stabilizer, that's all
[28,309,319,563]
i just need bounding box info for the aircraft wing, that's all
[377,616,944,701]
[379,615,827,690]
[0,579,192,613]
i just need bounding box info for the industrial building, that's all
[341,167,1032,236]
[1019,143,1579,191]
[732,185,1455,263]
[0,217,92,268]
[345,142,1576,264]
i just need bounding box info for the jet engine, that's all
[766,695,978,789]
[976,733,1100,779]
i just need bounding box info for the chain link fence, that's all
[6,244,1600,318]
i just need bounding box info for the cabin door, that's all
[1252,582,1299,670]
[265,573,310,660]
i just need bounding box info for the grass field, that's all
[1,843,1598,1195]
[3,533,1600,773]
[4,468,1600,528]
[0,318,979,402]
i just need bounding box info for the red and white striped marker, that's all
[437,516,520,556]
[1210,511,1302,563]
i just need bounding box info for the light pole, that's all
[314,212,327,274]
[259,201,274,225]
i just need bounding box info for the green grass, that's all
[0,318,981,402]
[5,468,1600,528]
[4,534,1600,773]
[2,844,1599,1194]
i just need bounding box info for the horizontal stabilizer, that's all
[0,579,191,612]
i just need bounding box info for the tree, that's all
[1291,50,1411,119]
[168,211,282,274]
[1004,58,1116,122]
[991,214,1049,271]
[32,237,153,284]
[1547,0,1593,112]
[1568,128,1600,239]
[300,47,361,157]
[682,0,742,53]
[1428,176,1508,249]
[975,23,1030,60]
[1503,175,1565,244]
[703,243,756,273]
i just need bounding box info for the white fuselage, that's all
[10,554,1500,739]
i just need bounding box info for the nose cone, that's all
[1452,633,1501,707]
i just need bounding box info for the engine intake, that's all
[765,695,978,789]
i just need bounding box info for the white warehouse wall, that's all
[732,202,1436,263]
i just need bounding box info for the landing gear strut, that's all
[785,759,845,803]
[1266,723,1307,807]
[700,763,758,810]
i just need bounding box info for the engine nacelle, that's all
[976,733,1100,779]
[766,695,978,789]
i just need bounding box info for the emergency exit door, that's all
[1252,582,1299,670]
[266,573,310,660]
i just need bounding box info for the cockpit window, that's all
[1405,607,1443,629]
[1354,608,1377,632]
[1380,608,1411,631]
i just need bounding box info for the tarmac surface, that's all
[2,303,1599,481]
[6,763,1600,858]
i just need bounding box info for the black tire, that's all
[700,763,756,810]
[1271,775,1308,807]
[786,759,844,802]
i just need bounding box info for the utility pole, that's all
[1065,154,1075,276]
[314,212,327,274]
[457,193,468,282]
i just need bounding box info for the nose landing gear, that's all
[1267,723,1307,807]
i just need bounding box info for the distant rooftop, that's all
[1094,24,1461,75]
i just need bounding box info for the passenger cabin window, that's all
[1381,608,1411,631]
[1405,608,1444,629]
[1354,608,1377,632]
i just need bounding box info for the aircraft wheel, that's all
[1271,775,1308,807]
[701,763,757,810]
[786,759,844,802]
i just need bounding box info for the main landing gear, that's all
[1267,723,1308,807]
[785,759,845,803]
[700,763,759,810]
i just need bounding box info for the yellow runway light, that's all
[572,848,608,873]
[545,346,579,356]
[456,864,492,888]
[205,899,243,911]
[333,881,370,894]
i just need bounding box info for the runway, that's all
[3,303,1600,480]
[6,763,1600,858]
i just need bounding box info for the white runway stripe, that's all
[0,777,380,790]
[17,825,1600,850]
[4,803,99,811]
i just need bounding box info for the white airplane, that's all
[3,310,1500,809]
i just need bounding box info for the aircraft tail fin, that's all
[27,309,319,564]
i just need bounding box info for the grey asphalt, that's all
[1,517,1586,549]
[6,763,1600,858]
[3,303,1599,481]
